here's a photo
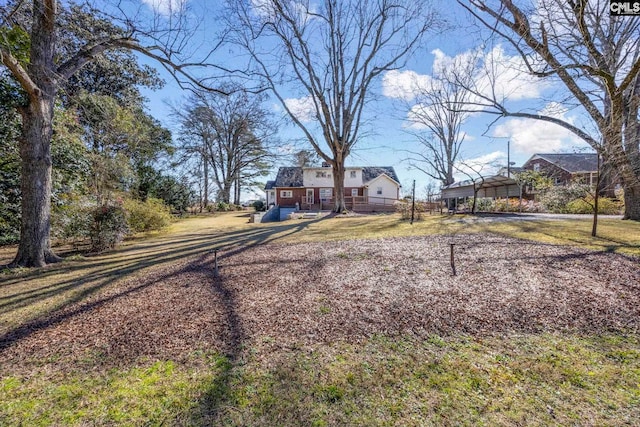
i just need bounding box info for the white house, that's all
[266,165,401,211]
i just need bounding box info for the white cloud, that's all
[454,151,505,181]
[382,70,433,101]
[383,46,550,105]
[492,102,586,155]
[475,45,550,101]
[284,95,317,122]
[142,0,186,15]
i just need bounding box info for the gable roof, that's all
[265,180,276,190]
[273,167,304,187]
[362,166,400,184]
[270,166,399,187]
[524,153,598,173]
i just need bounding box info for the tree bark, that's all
[203,155,209,210]
[10,0,62,267]
[11,100,62,267]
[332,161,346,213]
[622,181,640,220]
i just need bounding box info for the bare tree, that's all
[400,51,479,187]
[177,88,276,205]
[458,0,640,220]
[0,0,228,267]
[228,0,437,212]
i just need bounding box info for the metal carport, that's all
[441,175,521,211]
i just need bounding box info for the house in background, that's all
[522,153,616,196]
[267,164,401,212]
[522,153,599,186]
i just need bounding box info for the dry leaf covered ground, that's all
[2,234,638,372]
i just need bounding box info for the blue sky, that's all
[136,0,592,197]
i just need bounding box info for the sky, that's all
[135,0,593,198]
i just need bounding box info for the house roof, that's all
[273,167,304,187]
[441,175,521,199]
[524,153,598,173]
[362,166,400,184]
[496,166,524,176]
[271,166,399,188]
[265,180,276,190]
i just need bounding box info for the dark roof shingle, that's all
[273,167,303,187]
[527,153,598,172]
[362,166,400,183]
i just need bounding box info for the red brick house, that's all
[266,165,401,211]
[522,153,616,196]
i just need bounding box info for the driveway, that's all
[449,212,623,223]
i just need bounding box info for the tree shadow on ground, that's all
[0,216,326,352]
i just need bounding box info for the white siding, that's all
[366,175,399,204]
[343,168,362,187]
[302,168,334,187]
[303,167,363,187]
[266,190,276,206]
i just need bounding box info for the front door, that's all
[306,188,314,206]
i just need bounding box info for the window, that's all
[376,187,383,195]
[316,171,327,178]
[319,188,333,200]
[350,171,357,178]
[280,190,293,198]
[351,188,358,196]
[533,163,540,172]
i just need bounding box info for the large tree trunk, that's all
[332,161,346,213]
[622,181,640,220]
[10,0,61,267]
[604,126,640,221]
[11,98,61,267]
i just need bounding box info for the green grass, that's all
[1,211,640,425]
[0,356,228,426]
[2,334,639,426]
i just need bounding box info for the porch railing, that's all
[299,195,399,210]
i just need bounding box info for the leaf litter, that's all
[1,234,639,373]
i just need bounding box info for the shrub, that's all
[395,201,425,220]
[124,198,173,233]
[566,197,622,215]
[51,199,92,245]
[252,200,265,211]
[540,183,591,213]
[216,201,231,212]
[90,204,129,252]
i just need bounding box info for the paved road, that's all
[448,212,623,223]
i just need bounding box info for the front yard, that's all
[1,212,639,425]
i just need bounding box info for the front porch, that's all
[298,196,398,213]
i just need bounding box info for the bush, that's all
[216,201,231,212]
[540,183,591,213]
[124,198,173,233]
[395,201,425,220]
[51,199,92,245]
[566,197,622,215]
[252,200,265,211]
[90,204,129,252]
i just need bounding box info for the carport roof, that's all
[443,175,518,190]
[441,175,520,198]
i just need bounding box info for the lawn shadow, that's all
[0,216,326,352]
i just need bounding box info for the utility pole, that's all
[507,139,511,178]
